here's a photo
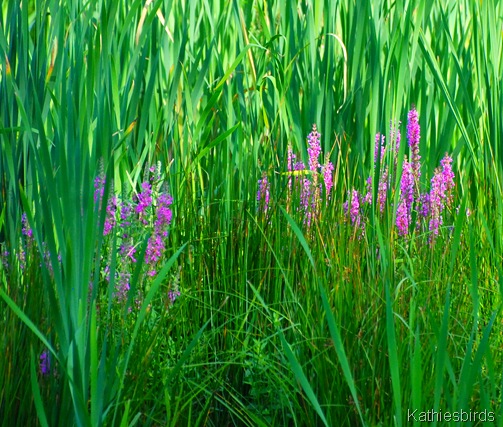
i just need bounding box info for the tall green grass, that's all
[1,0,502,425]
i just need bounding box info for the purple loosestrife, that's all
[21,213,33,238]
[300,177,315,227]
[440,153,455,206]
[120,200,133,227]
[300,178,311,211]
[94,175,106,203]
[400,159,415,212]
[257,175,270,213]
[407,107,421,187]
[428,155,455,241]
[119,241,137,263]
[104,195,117,235]
[307,125,321,173]
[19,246,26,271]
[293,161,305,171]
[136,181,153,221]
[346,189,362,228]
[390,120,401,159]
[363,176,372,204]
[40,350,50,376]
[1,248,9,271]
[321,156,334,200]
[307,125,322,221]
[396,200,410,236]
[396,159,414,236]
[378,167,388,214]
[374,133,385,164]
[169,289,180,303]
[146,233,164,276]
[155,192,173,236]
[118,200,137,262]
[417,193,430,223]
[114,272,131,303]
[428,169,445,240]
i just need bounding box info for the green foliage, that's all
[1,0,502,425]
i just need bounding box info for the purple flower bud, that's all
[21,213,33,238]
[40,350,50,376]
[407,107,421,185]
[322,159,334,199]
[257,175,271,213]
[307,125,321,173]
[396,200,409,236]
[136,181,153,216]
[374,133,385,164]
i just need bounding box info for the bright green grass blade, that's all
[119,400,130,427]
[279,206,315,270]
[246,280,328,426]
[319,283,367,426]
[278,329,329,427]
[385,280,402,427]
[113,243,187,423]
[90,303,101,427]
[164,317,211,385]
[411,323,422,426]
[432,283,451,427]
[0,287,59,365]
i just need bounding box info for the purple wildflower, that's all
[396,200,409,236]
[306,125,322,220]
[348,189,362,227]
[119,240,137,263]
[363,176,372,204]
[94,175,106,203]
[1,248,9,270]
[429,167,446,239]
[374,133,385,164]
[407,107,421,185]
[396,159,414,236]
[120,200,133,227]
[417,193,430,219]
[390,120,401,158]
[136,181,152,217]
[307,125,321,172]
[21,213,33,238]
[287,145,296,172]
[300,176,316,227]
[440,153,455,206]
[293,161,305,171]
[104,195,117,235]
[40,350,50,376]
[377,167,388,214]
[155,193,173,236]
[322,157,334,199]
[115,272,131,303]
[400,159,415,213]
[145,232,164,275]
[19,247,26,271]
[168,289,181,303]
[257,175,271,213]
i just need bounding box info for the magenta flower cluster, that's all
[94,166,175,301]
[257,175,270,213]
[257,125,335,228]
[344,107,459,243]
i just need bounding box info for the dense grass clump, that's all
[1,0,503,426]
